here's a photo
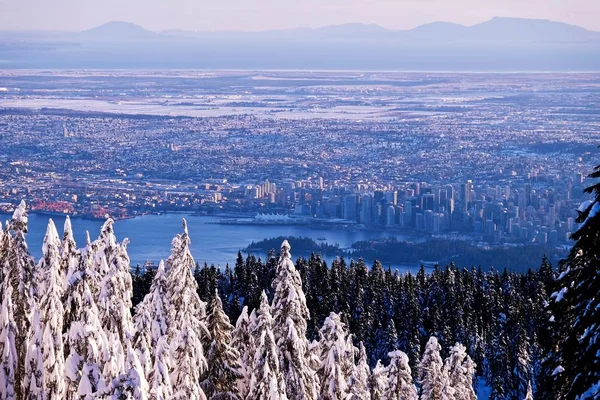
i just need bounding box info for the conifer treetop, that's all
[42,219,60,255]
[281,240,291,256]
[182,218,189,236]
[10,200,28,231]
[64,216,74,240]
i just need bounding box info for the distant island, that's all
[244,236,343,256]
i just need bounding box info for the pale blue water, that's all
[2,213,421,274]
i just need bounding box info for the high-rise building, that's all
[425,210,434,232]
[462,180,473,210]
[343,195,358,221]
[518,188,527,211]
[422,193,435,211]
[548,205,556,227]
[386,205,396,227]
[416,213,425,230]
[385,191,398,206]
[404,200,412,221]
[360,194,374,224]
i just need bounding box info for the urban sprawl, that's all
[0,71,598,248]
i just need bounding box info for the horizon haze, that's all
[1,0,599,32]
[1,16,599,71]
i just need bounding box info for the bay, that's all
[2,212,422,274]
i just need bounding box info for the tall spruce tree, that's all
[0,286,17,400]
[316,312,351,400]
[2,201,36,400]
[166,220,209,400]
[202,291,242,400]
[418,337,452,400]
[62,232,98,357]
[60,216,78,286]
[271,240,318,400]
[547,162,600,399]
[348,342,371,400]
[149,336,172,400]
[370,360,388,400]
[248,291,287,400]
[133,260,170,377]
[35,219,61,295]
[23,305,44,399]
[444,343,476,400]
[39,235,67,400]
[96,223,135,351]
[25,219,66,399]
[103,342,149,400]
[231,307,253,399]
[384,350,418,400]
[64,285,109,399]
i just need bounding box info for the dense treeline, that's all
[242,235,567,273]
[134,249,554,399]
[1,202,476,399]
[349,238,566,272]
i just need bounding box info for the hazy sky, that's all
[1,0,599,32]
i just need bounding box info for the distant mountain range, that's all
[78,17,600,43]
[1,17,599,70]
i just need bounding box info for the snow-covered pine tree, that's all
[103,332,126,388]
[39,231,67,400]
[64,285,109,399]
[271,240,319,400]
[88,243,108,301]
[133,260,170,377]
[0,286,17,400]
[383,350,418,400]
[348,342,371,400]
[370,360,388,400]
[97,230,135,347]
[60,216,78,285]
[166,220,209,400]
[315,312,351,400]
[400,273,422,378]
[373,319,399,365]
[24,219,65,399]
[546,163,600,400]
[149,336,172,400]
[0,222,7,291]
[23,306,44,399]
[443,343,476,400]
[484,271,510,400]
[63,231,98,354]
[201,290,242,400]
[418,337,453,400]
[97,236,137,385]
[511,326,531,400]
[87,220,117,302]
[2,201,37,400]
[0,222,5,262]
[35,219,61,295]
[103,342,149,400]
[231,306,253,399]
[248,291,287,400]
